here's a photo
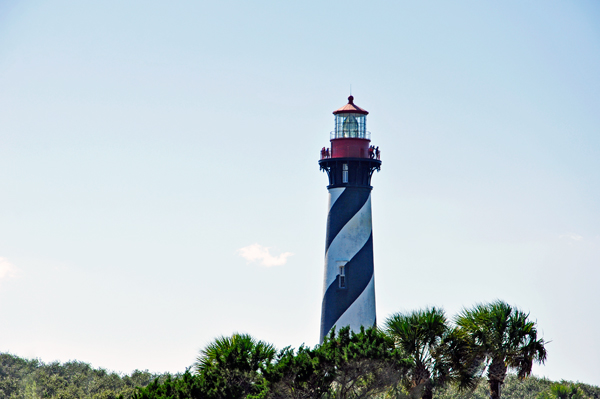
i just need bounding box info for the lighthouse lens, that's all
[334,113,366,139]
[343,116,358,137]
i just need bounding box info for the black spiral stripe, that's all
[320,233,374,341]
[325,187,371,252]
[320,186,375,342]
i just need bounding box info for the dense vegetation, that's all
[2,301,598,399]
[435,376,600,399]
[0,353,167,398]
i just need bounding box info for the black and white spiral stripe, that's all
[319,186,376,342]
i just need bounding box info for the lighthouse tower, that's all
[318,96,381,343]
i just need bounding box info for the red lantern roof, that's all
[333,95,369,115]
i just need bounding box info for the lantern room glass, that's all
[334,113,367,139]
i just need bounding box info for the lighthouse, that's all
[319,96,381,343]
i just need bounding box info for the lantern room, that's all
[333,96,369,139]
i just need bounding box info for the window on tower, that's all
[342,163,348,183]
[339,265,346,288]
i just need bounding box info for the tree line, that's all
[0,352,166,398]
[2,300,598,399]
[135,300,551,399]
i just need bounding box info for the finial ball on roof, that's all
[348,95,354,104]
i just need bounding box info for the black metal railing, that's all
[319,147,381,160]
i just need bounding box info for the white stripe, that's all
[332,275,376,332]
[322,195,372,291]
[328,187,345,211]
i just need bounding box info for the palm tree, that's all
[385,307,450,399]
[195,333,276,399]
[539,382,587,399]
[456,300,547,399]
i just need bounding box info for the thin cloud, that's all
[0,257,17,281]
[237,244,293,267]
[560,233,583,241]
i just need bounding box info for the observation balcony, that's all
[320,145,380,160]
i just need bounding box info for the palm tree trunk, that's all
[488,380,501,399]
[409,364,430,399]
[422,385,433,399]
[487,359,506,399]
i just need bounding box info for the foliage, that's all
[187,327,407,399]
[132,370,204,399]
[317,326,409,399]
[195,333,276,399]
[537,381,600,399]
[434,374,600,399]
[0,353,167,399]
[264,345,334,399]
[385,307,456,399]
[434,373,547,399]
[456,300,547,399]
[134,334,279,399]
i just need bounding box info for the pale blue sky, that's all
[1,0,599,385]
